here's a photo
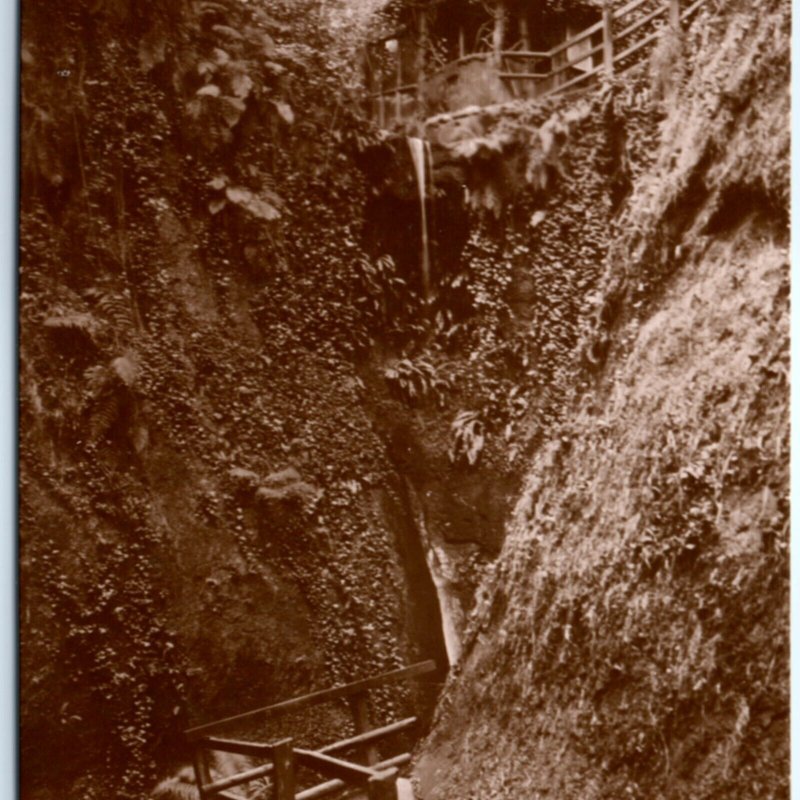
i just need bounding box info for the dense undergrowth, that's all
[20,1,417,797]
[415,3,789,799]
[19,0,788,798]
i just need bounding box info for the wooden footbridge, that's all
[368,0,710,125]
[185,661,437,800]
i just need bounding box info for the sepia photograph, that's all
[18,0,790,798]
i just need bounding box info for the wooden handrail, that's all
[616,3,666,41]
[366,0,715,117]
[542,60,606,98]
[320,716,417,755]
[500,49,551,60]
[497,72,549,80]
[200,738,275,758]
[186,660,436,741]
[614,26,663,63]
[368,0,714,116]
[613,0,657,22]
[193,718,417,799]
[548,18,605,59]
[187,663,432,800]
[548,42,605,79]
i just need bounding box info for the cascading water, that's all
[407,137,434,299]
[404,479,464,667]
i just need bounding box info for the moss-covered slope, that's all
[415,5,789,799]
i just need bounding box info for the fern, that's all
[43,312,98,340]
[449,410,486,466]
[82,354,139,444]
[88,392,121,444]
[384,357,451,408]
[354,253,409,326]
[96,292,136,336]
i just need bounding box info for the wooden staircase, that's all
[368,0,711,125]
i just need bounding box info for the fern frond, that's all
[88,391,121,444]
[97,292,136,336]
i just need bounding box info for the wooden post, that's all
[458,25,465,59]
[518,14,531,97]
[417,8,428,110]
[492,1,507,66]
[395,49,402,121]
[519,14,531,50]
[349,692,380,766]
[669,0,681,30]
[368,768,399,800]
[191,747,213,800]
[602,2,614,78]
[273,739,296,800]
[378,83,386,128]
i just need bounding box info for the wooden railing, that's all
[368,0,709,124]
[185,660,437,800]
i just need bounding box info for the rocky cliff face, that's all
[414,4,789,798]
[19,3,447,797]
[19,1,788,799]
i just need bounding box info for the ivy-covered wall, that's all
[415,4,789,799]
[20,2,438,798]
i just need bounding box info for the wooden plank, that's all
[186,661,436,741]
[201,737,275,758]
[295,749,377,786]
[274,739,296,800]
[320,717,416,755]
[295,755,411,800]
[616,4,666,41]
[368,769,399,800]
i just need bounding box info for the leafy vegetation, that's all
[384,357,452,408]
[417,6,789,800]
[20,2,788,800]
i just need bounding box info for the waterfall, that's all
[407,137,433,299]
[424,543,464,667]
[404,478,464,667]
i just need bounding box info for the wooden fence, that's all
[185,660,437,800]
[369,0,709,125]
